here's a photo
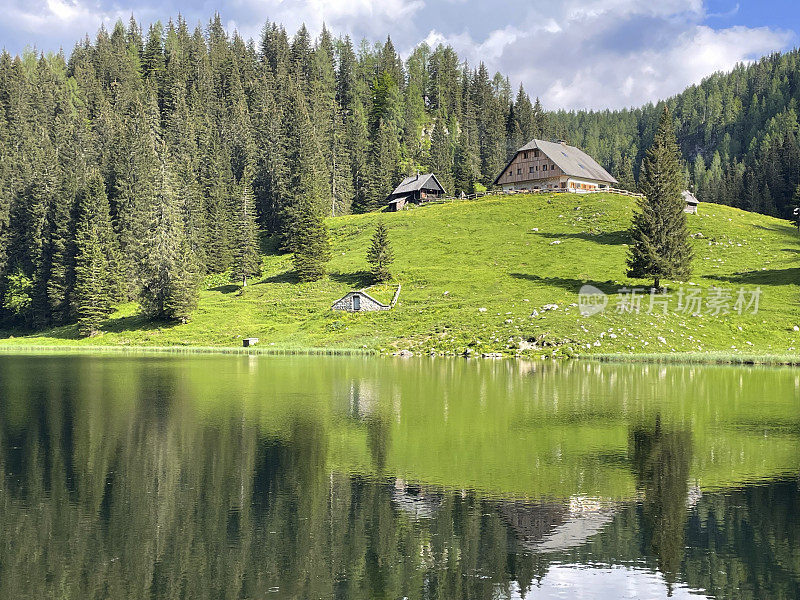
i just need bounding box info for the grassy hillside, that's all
[1,192,798,358]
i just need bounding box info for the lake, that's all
[0,354,798,599]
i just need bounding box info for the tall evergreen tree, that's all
[366,221,394,283]
[628,107,693,289]
[292,200,330,282]
[73,172,118,336]
[617,153,637,192]
[280,78,328,248]
[231,178,261,287]
[429,113,454,194]
[138,150,199,322]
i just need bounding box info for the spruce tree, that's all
[292,200,330,282]
[366,221,394,283]
[363,120,399,212]
[628,107,693,289]
[138,152,200,322]
[73,172,117,336]
[617,153,637,192]
[231,179,261,287]
[280,79,328,247]
[429,113,454,194]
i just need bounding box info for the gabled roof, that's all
[389,173,445,198]
[335,289,390,308]
[493,140,618,186]
[682,190,699,205]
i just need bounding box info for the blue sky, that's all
[1,0,798,110]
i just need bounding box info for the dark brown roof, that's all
[388,173,445,200]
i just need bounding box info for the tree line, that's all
[0,15,546,332]
[550,49,800,218]
[0,14,796,334]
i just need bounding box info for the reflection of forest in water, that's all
[0,355,798,599]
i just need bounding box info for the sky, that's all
[1,0,799,110]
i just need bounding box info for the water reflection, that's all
[0,355,797,599]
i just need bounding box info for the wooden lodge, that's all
[387,173,445,211]
[494,139,617,193]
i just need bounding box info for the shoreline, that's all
[0,343,796,366]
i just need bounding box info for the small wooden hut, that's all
[682,190,699,214]
[387,173,445,211]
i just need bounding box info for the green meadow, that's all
[1,192,798,359]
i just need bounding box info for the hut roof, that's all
[682,190,699,205]
[333,289,389,308]
[389,173,445,198]
[494,139,618,186]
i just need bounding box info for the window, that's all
[517,168,522,175]
[529,166,535,174]
[533,149,540,158]
[523,152,528,159]
[543,164,548,171]
[353,295,361,311]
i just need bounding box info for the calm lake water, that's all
[0,354,798,599]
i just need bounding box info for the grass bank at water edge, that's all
[1,192,798,360]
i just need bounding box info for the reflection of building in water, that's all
[391,479,442,519]
[498,500,569,549]
[348,380,378,419]
[686,484,702,509]
[500,496,617,553]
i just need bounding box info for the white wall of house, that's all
[501,176,613,193]
[566,177,611,192]
[501,177,564,192]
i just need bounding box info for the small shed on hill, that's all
[387,173,445,211]
[682,190,699,214]
[331,285,401,313]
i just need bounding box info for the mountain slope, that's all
[3,192,798,358]
[552,49,800,219]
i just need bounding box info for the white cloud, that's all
[226,0,425,43]
[0,0,793,112]
[3,0,130,35]
[421,1,793,110]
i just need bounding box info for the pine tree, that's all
[366,221,394,283]
[531,97,547,139]
[73,172,118,336]
[628,107,693,289]
[138,151,200,322]
[454,96,481,195]
[280,78,328,247]
[292,200,330,282]
[617,153,637,192]
[231,178,261,287]
[362,120,399,212]
[429,113,454,195]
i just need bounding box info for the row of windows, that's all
[521,149,541,160]
[510,162,553,178]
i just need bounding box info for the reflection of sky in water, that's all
[514,565,710,599]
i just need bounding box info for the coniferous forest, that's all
[0,14,799,331]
